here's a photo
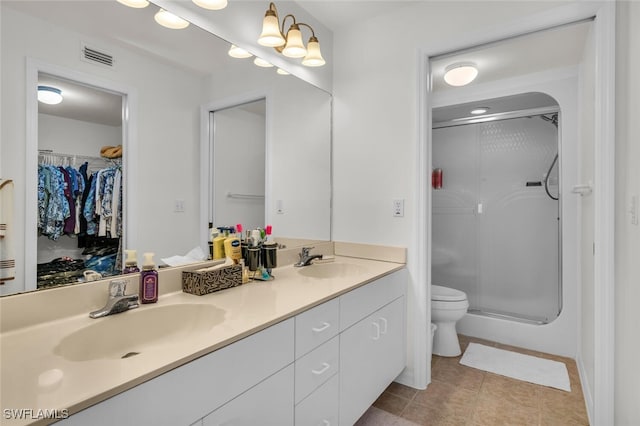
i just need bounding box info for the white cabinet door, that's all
[202,365,294,426]
[339,297,405,426]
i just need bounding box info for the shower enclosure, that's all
[432,101,561,324]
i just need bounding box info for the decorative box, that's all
[182,264,242,296]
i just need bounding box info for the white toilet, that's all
[431,285,469,357]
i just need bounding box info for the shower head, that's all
[540,113,558,128]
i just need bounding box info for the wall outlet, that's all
[392,199,404,217]
[276,199,284,215]
[174,199,185,212]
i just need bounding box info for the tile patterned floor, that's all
[355,334,589,426]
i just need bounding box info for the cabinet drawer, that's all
[295,297,339,357]
[295,335,339,404]
[295,373,339,426]
[203,365,294,426]
[340,269,406,331]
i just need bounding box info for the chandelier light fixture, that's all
[257,2,325,67]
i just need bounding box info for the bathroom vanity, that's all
[0,248,406,426]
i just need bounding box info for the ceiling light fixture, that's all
[37,86,63,105]
[228,44,253,59]
[444,62,478,87]
[154,9,190,29]
[257,2,325,67]
[116,0,149,8]
[192,0,227,11]
[276,68,290,75]
[471,107,489,115]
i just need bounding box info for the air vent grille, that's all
[82,45,114,67]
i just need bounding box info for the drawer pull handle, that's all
[372,322,381,340]
[379,317,388,334]
[312,362,331,375]
[312,322,331,333]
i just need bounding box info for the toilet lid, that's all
[431,285,467,302]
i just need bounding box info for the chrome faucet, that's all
[294,247,323,267]
[89,280,139,319]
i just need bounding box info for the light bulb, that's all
[192,0,227,11]
[154,9,189,30]
[301,37,325,67]
[282,24,306,58]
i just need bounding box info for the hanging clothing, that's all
[38,162,121,240]
[0,179,16,283]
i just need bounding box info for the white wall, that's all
[0,6,205,293]
[38,114,121,157]
[614,2,640,424]
[332,1,581,388]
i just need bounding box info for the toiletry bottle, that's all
[224,233,242,265]
[139,252,158,304]
[122,249,140,274]
[212,228,226,260]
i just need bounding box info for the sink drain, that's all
[121,352,140,359]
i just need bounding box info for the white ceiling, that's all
[6,1,591,125]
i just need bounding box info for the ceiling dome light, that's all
[154,9,189,30]
[116,0,149,8]
[471,107,489,115]
[192,0,227,10]
[37,86,63,105]
[444,62,478,87]
[253,57,274,68]
[228,45,253,59]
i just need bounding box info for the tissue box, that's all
[182,264,242,296]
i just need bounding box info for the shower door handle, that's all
[571,183,593,196]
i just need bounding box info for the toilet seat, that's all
[431,284,467,302]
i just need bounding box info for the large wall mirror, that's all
[0,0,332,296]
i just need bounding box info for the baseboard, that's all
[576,354,594,425]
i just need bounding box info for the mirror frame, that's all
[24,57,138,290]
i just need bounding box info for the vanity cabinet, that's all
[59,319,295,426]
[60,268,406,426]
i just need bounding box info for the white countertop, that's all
[0,255,404,425]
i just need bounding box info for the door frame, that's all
[25,58,138,291]
[416,2,615,424]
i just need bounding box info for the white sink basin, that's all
[296,261,366,279]
[53,304,225,361]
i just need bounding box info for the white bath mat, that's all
[460,343,571,392]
